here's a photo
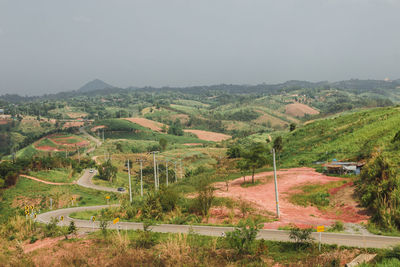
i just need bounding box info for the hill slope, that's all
[279,106,400,166]
[78,79,114,92]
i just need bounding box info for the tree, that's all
[97,160,117,183]
[225,219,261,255]
[167,119,184,136]
[237,159,249,183]
[159,138,168,151]
[273,136,283,154]
[289,123,296,132]
[194,175,215,218]
[226,145,242,158]
[241,143,268,183]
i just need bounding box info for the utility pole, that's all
[272,148,280,218]
[127,159,132,202]
[150,151,159,190]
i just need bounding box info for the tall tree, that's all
[97,160,117,183]
[241,143,268,184]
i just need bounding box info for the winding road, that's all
[30,126,400,249]
[76,169,122,193]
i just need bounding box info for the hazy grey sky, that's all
[1,0,399,95]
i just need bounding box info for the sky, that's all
[0,0,400,96]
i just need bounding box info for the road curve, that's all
[77,169,123,193]
[36,205,400,249]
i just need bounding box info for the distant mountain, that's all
[78,79,114,92]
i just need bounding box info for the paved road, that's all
[36,205,400,249]
[76,169,123,193]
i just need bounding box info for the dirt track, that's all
[20,175,73,185]
[215,167,369,229]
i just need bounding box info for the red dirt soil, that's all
[285,103,319,117]
[184,129,231,142]
[124,117,166,132]
[215,167,369,229]
[0,119,10,125]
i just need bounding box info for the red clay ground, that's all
[285,103,319,117]
[215,167,369,229]
[184,129,231,142]
[124,117,166,132]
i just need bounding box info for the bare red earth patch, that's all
[215,167,369,229]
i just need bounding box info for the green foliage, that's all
[225,219,260,254]
[44,217,61,237]
[226,144,242,158]
[240,142,269,183]
[191,175,215,217]
[67,221,77,235]
[289,123,296,132]
[167,119,184,136]
[273,136,283,153]
[100,219,109,238]
[355,153,400,230]
[328,221,344,232]
[97,160,117,183]
[288,227,314,247]
[159,137,168,151]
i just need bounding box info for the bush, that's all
[289,227,314,248]
[329,221,344,232]
[225,219,260,255]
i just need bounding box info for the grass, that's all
[36,138,58,148]
[0,178,119,224]
[289,180,348,209]
[278,107,400,167]
[29,168,81,183]
[240,180,263,188]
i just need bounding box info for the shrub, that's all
[329,221,344,232]
[289,227,314,247]
[100,219,109,238]
[225,219,260,255]
[68,221,77,236]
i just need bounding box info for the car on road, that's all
[117,187,125,192]
[89,169,94,173]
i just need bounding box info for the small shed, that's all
[324,161,364,175]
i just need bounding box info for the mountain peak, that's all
[78,79,114,92]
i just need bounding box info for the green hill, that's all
[278,106,400,167]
